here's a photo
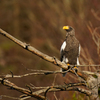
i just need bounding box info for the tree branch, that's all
[0,28,67,70]
[0,28,89,80]
[0,28,100,99]
[0,78,46,100]
[0,76,90,100]
[32,82,87,95]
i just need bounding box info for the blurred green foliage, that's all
[73,93,77,100]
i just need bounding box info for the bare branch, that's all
[0,28,100,99]
[53,92,58,100]
[0,78,46,100]
[0,76,89,99]
[43,85,91,97]
[1,95,19,100]
[33,82,87,95]
[0,28,94,81]
[0,28,68,70]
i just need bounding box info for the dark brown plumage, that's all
[60,26,80,76]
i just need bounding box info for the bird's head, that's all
[63,26,75,36]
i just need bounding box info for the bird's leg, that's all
[67,64,78,72]
[67,63,70,69]
[67,63,70,66]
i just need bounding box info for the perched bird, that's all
[60,26,80,76]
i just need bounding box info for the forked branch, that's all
[0,28,89,80]
[0,28,100,100]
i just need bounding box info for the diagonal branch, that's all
[0,28,67,70]
[0,28,89,80]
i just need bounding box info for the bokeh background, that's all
[0,0,100,100]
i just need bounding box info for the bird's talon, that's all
[74,67,78,72]
[67,63,70,65]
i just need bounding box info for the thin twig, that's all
[0,78,46,100]
[1,95,19,99]
[54,92,58,100]
[52,74,57,86]
[19,96,31,100]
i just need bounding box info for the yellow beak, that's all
[63,26,69,30]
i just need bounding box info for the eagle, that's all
[60,26,80,76]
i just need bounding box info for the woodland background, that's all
[0,0,100,100]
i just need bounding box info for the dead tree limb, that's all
[0,29,67,69]
[0,77,91,99]
[0,78,46,100]
[0,29,100,100]
[0,28,89,80]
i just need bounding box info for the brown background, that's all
[0,0,100,100]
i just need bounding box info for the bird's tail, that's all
[62,68,67,77]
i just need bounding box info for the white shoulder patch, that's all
[62,56,68,63]
[60,41,66,51]
[77,58,80,65]
[79,44,81,55]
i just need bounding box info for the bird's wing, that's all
[78,44,81,57]
[76,44,81,65]
[60,41,66,62]
[60,49,64,62]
